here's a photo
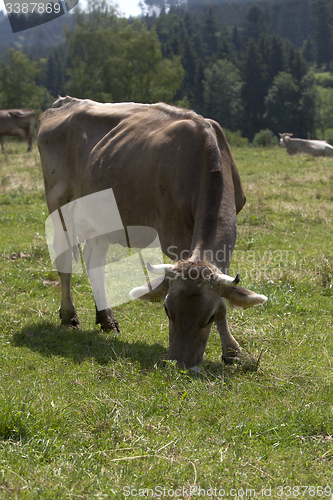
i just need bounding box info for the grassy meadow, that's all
[0,139,333,498]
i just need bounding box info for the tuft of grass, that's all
[0,398,30,441]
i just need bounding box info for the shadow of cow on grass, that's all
[12,322,255,376]
[12,322,166,370]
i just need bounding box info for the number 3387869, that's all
[5,3,62,14]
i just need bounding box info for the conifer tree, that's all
[193,60,205,112]
[231,26,242,56]
[265,71,300,135]
[202,8,218,59]
[184,12,193,38]
[312,0,333,69]
[179,36,197,104]
[302,37,316,64]
[241,38,267,138]
[268,35,286,85]
[288,45,308,82]
[243,4,266,44]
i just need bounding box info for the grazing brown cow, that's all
[0,108,35,152]
[37,96,267,370]
[279,133,333,156]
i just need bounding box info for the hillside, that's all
[0,0,313,59]
[180,0,311,48]
[0,9,72,60]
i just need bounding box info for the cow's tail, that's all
[72,235,80,263]
[27,111,36,152]
[29,111,36,137]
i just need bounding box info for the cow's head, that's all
[130,261,267,369]
[279,133,293,147]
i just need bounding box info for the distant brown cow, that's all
[0,108,35,152]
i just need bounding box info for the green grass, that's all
[1,141,333,498]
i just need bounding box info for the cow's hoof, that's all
[98,318,121,334]
[96,309,121,334]
[222,354,242,365]
[59,308,80,329]
[222,346,243,364]
[222,350,257,371]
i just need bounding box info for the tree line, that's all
[1,0,333,141]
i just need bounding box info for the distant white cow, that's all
[279,133,333,157]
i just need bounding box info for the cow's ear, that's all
[129,277,169,302]
[221,285,267,310]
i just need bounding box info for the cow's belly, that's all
[1,126,27,138]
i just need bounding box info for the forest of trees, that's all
[1,0,333,141]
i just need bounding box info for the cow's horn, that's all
[215,271,240,286]
[147,263,175,275]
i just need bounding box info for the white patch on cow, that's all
[216,273,238,285]
[226,291,267,310]
[129,283,151,300]
[257,293,268,304]
[147,262,175,275]
[226,300,243,310]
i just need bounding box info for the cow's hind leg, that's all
[52,219,80,328]
[27,134,33,153]
[0,136,4,153]
[59,271,80,328]
[83,238,120,334]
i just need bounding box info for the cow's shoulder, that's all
[39,97,146,130]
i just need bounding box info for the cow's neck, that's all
[188,170,237,274]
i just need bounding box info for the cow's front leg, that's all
[0,136,4,153]
[83,238,120,334]
[215,298,242,364]
[95,305,120,333]
[59,271,80,328]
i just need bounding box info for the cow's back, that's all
[38,97,241,256]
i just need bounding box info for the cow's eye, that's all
[164,304,170,319]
